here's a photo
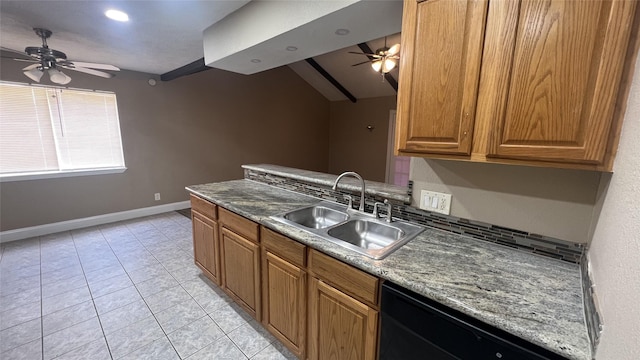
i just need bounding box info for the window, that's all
[0,82,125,180]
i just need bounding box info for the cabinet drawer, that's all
[219,207,259,243]
[261,227,306,267]
[190,194,217,219]
[309,249,379,307]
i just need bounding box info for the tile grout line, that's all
[124,217,186,359]
[70,228,115,360]
[39,235,44,360]
[3,213,284,360]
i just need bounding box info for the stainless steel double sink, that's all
[271,201,424,260]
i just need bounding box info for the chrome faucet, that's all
[332,171,366,212]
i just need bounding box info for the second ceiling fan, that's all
[350,37,400,74]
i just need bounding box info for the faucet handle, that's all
[373,202,385,218]
[384,199,393,222]
[343,195,354,209]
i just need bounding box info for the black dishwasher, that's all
[379,282,567,360]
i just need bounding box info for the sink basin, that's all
[284,205,348,229]
[327,220,404,250]
[271,201,424,260]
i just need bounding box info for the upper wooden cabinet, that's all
[396,0,488,155]
[396,0,639,170]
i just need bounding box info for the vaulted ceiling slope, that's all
[0,0,402,101]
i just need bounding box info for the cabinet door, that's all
[262,251,306,359]
[484,0,637,163]
[220,227,261,320]
[192,210,220,285]
[308,278,378,360]
[396,0,488,155]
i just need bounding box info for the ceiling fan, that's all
[1,28,120,85]
[350,37,400,74]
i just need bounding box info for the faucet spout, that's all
[332,171,366,212]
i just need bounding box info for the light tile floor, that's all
[0,211,297,360]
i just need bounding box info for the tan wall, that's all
[328,96,396,181]
[589,53,640,360]
[410,159,600,243]
[0,59,330,231]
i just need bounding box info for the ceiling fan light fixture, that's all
[105,9,129,22]
[371,59,383,73]
[383,58,397,72]
[48,68,72,85]
[24,68,44,82]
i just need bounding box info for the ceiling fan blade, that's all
[61,65,113,78]
[66,61,120,71]
[348,51,376,56]
[13,58,38,63]
[22,64,40,71]
[351,60,372,67]
[0,47,28,58]
[388,44,400,56]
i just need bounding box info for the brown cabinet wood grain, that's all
[192,211,220,285]
[190,196,220,285]
[308,277,378,360]
[220,227,261,320]
[396,0,488,156]
[261,227,307,359]
[262,252,306,359]
[308,250,379,308]
[396,0,639,171]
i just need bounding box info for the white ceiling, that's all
[0,0,403,100]
[0,0,250,74]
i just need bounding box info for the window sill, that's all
[0,167,127,182]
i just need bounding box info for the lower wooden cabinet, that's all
[220,227,261,320]
[190,195,220,285]
[189,196,382,360]
[308,277,379,360]
[261,227,307,359]
[192,210,220,285]
[308,249,380,360]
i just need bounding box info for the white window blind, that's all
[0,82,125,177]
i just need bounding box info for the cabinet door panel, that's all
[262,252,306,358]
[192,211,219,285]
[220,228,260,319]
[488,0,637,163]
[308,278,378,360]
[396,0,488,155]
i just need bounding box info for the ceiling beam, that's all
[160,57,211,81]
[305,58,357,103]
[356,43,398,92]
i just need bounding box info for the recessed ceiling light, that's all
[335,29,350,36]
[286,46,298,51]
[105,9,129,22]
[251,59,261,63]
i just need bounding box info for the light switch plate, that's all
[419,190,452,215]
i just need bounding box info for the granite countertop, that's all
[186,179,591,360]
[242,164,412,204]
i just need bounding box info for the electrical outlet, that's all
[419,190,452,215]
[154,193,161,201]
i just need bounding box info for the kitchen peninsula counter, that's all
[187,179,590,360]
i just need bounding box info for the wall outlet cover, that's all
[154,193,161,201]
[419,190,452,215]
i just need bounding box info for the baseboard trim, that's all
[0,201,191,243]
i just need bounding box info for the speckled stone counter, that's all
[242,164,411,203]
[186,180,591,360]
